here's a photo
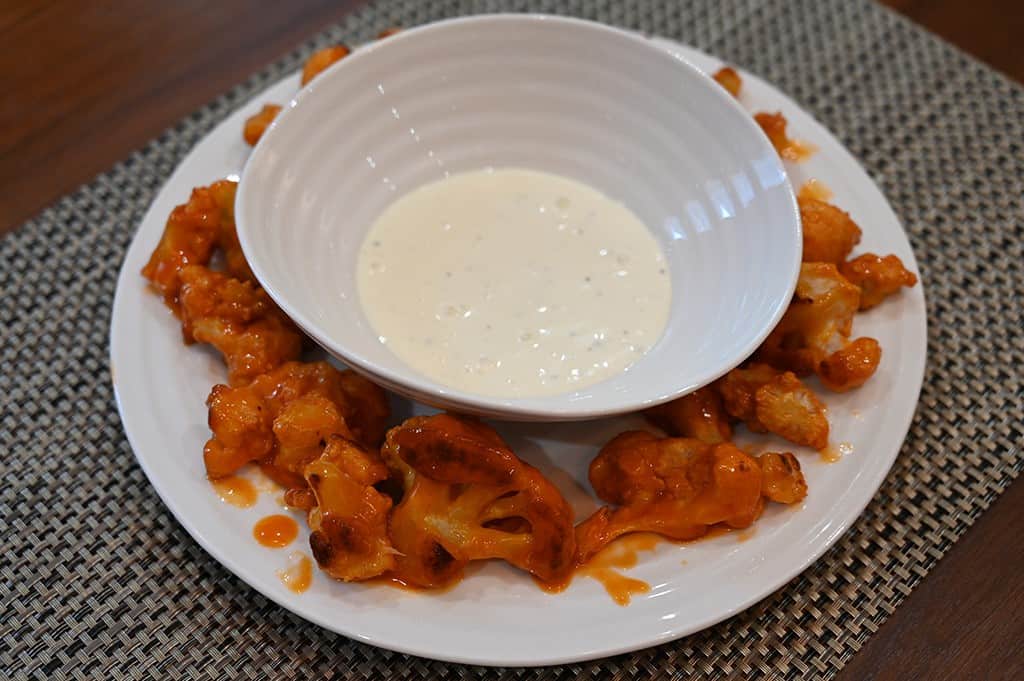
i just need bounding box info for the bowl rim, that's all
[236,13,802,421]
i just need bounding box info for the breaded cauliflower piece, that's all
[757,262,881,391]
[716,363,829,450]
[142,180,237,312]
[757,451,808,504]
[799,196,863,265]
[290,436,396,581]
[645,386,732,444]
[179,265,303,385]
[381,413,576,588]
[840,253,918,310]
[576,432,806,563]
[203,361,389,480]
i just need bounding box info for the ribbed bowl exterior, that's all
[237,15,800,419]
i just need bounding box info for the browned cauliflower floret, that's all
[817,336,883,393]
[840,253,918,310]
[288,436,396,581]
[754,111,816,161]
[178,265,303,386]
[755,111,790,155]
[645,386,732,444]
[576,432,804,564]
[799,196,863,265]
[203,361,389,480]
[381,413,576,588]
[581,436,770,561]
[716,364,830,450]
[757,451,808,504]
[141,180,237,312]
[757,262,881,391]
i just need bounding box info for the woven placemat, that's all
[2,0,1022,678]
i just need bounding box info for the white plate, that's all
[110,38,926,666]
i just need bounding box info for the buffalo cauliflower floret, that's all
[716,363,829,450]
[289,436,396,581]
[645,386,732,444]
[757,451,808,504]
[381,413,576,588]
[178,265,303,385]
[203,361,389,480]
[757,262,881,391]
[576,432,805,563]
[799,196,863,265]
[141,180,237,312]
[840,253,918,310]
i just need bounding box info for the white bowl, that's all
[237,14,801,421]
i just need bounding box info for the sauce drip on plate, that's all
[254,514,299,548]
[798,179,833,202]
[820,441,854,463]
[782,140,817,162]
[211,476,258,508]
[277,553,313,593]
[538,533,661,606]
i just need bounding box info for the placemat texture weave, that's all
[2,0,1022,678]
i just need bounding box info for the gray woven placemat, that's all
[2,0,1022,678]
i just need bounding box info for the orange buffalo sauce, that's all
[798,179,833,202]
[755,112,816,162]
[368,575,422,592]
[702,524,734,540]
[583,569,651,606]
[537,524,773,604]
[819,445,841,463]
[254,514,299,548]
[278,553,313,593]
[819,441,853,463]
[782,139,817,162]
[366,563,481,595]
[735,528,757,543]
[366,574,453,595]
[211,476,258,508]
[538,533,661,606]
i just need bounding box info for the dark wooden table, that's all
[3,1,1021,678]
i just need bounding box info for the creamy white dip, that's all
[356,168,670,398]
